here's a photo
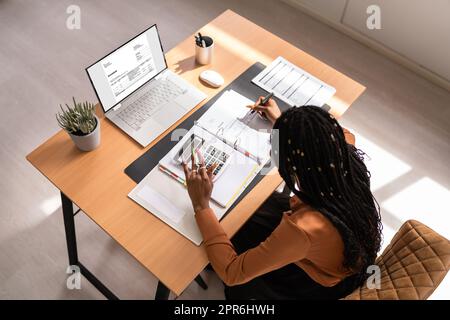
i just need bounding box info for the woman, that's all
[182,97,382,299]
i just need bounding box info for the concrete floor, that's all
[0,0,449,299]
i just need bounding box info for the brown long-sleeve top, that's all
[194,129,356,287]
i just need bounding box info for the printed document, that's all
[252,56,336,107]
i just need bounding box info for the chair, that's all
[344,220,450,300]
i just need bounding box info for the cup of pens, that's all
[195,33,214,65]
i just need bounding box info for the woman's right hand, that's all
[248,97,281,125]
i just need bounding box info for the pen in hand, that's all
[250,92,274,115]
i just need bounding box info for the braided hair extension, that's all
[273,106,382,279]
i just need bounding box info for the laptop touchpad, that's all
[152,103,186,127]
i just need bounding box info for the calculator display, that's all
[176,134,204,164]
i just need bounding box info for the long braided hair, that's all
[273,106,382,278]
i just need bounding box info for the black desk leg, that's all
[60,192,119,300]
[154,275,208,300]
[155,281,170,300]
[61,192,78,266]
[61,193,206,300]
[195,275,208,290]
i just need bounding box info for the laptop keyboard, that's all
[118,79,186,130]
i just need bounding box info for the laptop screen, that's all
[86,25,167,113]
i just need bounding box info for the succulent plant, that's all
[56,97,97,135]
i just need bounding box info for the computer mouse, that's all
[199,70,224,88]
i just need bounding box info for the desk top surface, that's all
[27,10,365,296]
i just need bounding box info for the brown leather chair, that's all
[344,220,450,300]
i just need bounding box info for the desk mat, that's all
[124,62,329,211]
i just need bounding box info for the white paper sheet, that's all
[136,185,185,223]
[197,90,272,163]
[252,56,336,107]
[129,165,229,245]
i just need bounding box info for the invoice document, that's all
[252,56,336,107]
[101,32,157,100]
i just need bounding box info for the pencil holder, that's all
[195,36,214,65]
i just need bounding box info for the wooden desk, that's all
[26,10,365,299]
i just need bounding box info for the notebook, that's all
[252,56,336,107]
[128,90,272,245]
[196,90,272,164]
[158,90,271,207]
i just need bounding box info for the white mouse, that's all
[199,70,224,88]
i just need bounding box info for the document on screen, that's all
[101,33,157,100]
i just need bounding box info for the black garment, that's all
[225,191,361,300]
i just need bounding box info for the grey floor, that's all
[0,0,449,299]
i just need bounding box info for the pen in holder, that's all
[195,35,214,65]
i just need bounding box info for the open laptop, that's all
[86,25,206,147]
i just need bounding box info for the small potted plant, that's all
[56,98,100,151]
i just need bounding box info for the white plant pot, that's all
[68,116,101,152]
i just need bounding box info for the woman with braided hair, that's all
[182,97,382,299]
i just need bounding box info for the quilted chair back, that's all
[344,220,450,299]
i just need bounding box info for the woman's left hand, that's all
[182,150,217,213]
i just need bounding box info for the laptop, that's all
[86,25,206,147]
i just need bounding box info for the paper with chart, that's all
[196,90,272,164]
[252,56,336,107]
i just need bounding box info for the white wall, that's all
[343,0,450,82]
[283,0,450,88]
[291,0,348,22]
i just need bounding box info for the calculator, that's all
[174,134,230,181]
[203,145,230,179]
